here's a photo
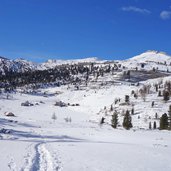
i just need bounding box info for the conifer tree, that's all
[168,105,171,130]
[131,107,134,115]
[163,90,170,102]
[158,90,162,97]
[122,110,132,130]
[160,113,168,130]
[111,110,118,128]
[149,122,152,129]
[153,121,157,129]
[125,95,130,103]
[110,105,113,112]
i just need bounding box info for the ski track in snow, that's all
[8,158,17,171]
[21,142,61,171]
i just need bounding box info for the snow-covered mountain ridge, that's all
[0,57,38,75]
[1,50,171,75]
[129,50,171,63]
[41,57,100,69]
[121,51,171,72]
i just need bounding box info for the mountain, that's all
[1,50,171,171]
[0,58,38,75]
[1,50,171,75]
[40,57,100,69]
[122,50,171,71]
[130,50,171,63]
[0,56,8,60]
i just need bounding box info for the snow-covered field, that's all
[1,84,171,171]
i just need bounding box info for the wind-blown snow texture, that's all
[1,51,171,171]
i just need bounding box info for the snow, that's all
[1,81,171,171]
[122,50,171,72]
[1,50,171,74]
[1,51,171,170]
[41,57,100,69]
[130,51,171,63]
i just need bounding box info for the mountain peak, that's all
[129,50,171,63]
[0,56,9,60]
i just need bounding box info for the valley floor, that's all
[0,87,171,171]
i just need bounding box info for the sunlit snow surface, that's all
[0,83,171,171]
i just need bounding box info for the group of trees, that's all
[149,121,156,129]
[0,62,120,89]
[111,110,132,130]
[110,102,171,131]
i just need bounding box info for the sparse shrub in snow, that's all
[141,63,145,68]
[125,95,130,103]
[121,109,125,116]
[111,110,118,129]
[149,122,152,129]
[158,79,163,87]
[154,84,159,92]
[151,101,154,108]
[158,90,162,97]
[131,90,135,95]
[139,84,151,98]
[100,117,105,125]
[134,93,138,99]
[114,98,119,104]
[144,117,148,123]
[122,110,132,130]
[110,105,113,112]
[153,67,156,72]
[164,81,171,95]
[52,112,57,122]
[139,87,147,102]
[105,110,108,116]
[64,117,72,123]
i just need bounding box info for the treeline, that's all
[0,63,119,89]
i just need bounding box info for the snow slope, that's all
[1,80,171,171]
[1,51,171,170]
[41,57,100,69]
[130,51,171,63]
[122,51,171,71]
[1,50,171,74]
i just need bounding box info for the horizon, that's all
[1,49,171,63]
[0,0,171,62]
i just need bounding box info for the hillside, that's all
[122,51,171,72]
[0,57,38,75]
[0,51,171,170]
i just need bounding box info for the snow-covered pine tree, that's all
[160,113,168,130]
[168,105,171,130]
[122,110,132,130]
[111,110,118,128]
[149,122,152,129]
[153,121,157,129]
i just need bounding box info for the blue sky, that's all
[0,0,171,62]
